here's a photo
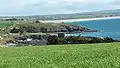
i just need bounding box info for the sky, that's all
[0,0,119,16]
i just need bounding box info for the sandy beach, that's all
[41,16,120,23]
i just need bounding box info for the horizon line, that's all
[0,9,119,17]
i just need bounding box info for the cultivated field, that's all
[0,43,120,68]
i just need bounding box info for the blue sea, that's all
[66,18,120,40]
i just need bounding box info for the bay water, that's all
[66,18,120,40]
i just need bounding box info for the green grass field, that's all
[0,43,120,68]
[0,22,15,28]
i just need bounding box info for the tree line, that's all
[47,36,114,45]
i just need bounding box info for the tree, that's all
[35,20,42,23]
[19,27,26,35]
[41,27,47,33]
[47,36,59,45]
[10,28,20,33]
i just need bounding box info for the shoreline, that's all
[41,16,120,23]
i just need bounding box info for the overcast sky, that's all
[0,0,119,16]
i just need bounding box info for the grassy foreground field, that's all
[0,43,120,68]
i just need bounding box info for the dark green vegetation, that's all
[47,36,114,45]
[0,43,120,68]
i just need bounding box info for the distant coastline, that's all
[41,16,120,23]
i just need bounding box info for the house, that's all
[26,38,32,42]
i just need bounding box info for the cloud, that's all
[0,0,119,16]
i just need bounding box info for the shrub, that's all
[47,36,114,45]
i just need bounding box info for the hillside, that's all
[0,42,120,68]
[9,22,94,33]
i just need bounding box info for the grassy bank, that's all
[0,43,120,68]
